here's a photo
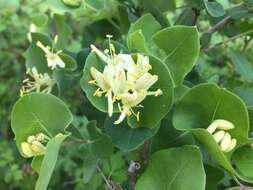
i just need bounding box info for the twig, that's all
[204,29,253,51]
[241,36,253,52]
[139,140,152,164]
[107,18,121,31]
[97,165,112,188]
[128,161,141,190]
[192,8,200,27]
[128,140,152,190]
[207,16,231,33]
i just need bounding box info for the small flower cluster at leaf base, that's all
[89,35,163,124]
[20,67,56,96]
[21,133,50,158]
[36,35,66,70]
[207,119,237,153]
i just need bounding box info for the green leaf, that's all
[138,0,176,12]
[128,13,161,43]
[128,30,149,53]
[82,154,98,184]
[205,164,224,190]
[31,156,43,173]
[102,151,127,183]
[54,14,72,49]
[11,93,73,156]
[31,14,48,27]
[233,85,253,109]
[232,146,253,179]
[152,26,200,86]
[172,83,250,178]
[35,134,68,190]
[104,116,160,151]
[136,145,206,190]
[47,0,77,14]
[127,13,161,52]
[173,83,249,144]
[80,53,174,128]
[25,33,52,73]
[228,4,249,19]
[229,52,253,82]
[87,121,113,159]
[151,118,195,152]
[204,1,225,18]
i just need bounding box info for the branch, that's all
[207,16,231,33]
[204,29,253,51]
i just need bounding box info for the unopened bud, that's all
[27,135,36,143]
[213,130,225,143]
[207,122,218,134]
[224,138,237,152]
[21,142,34,157]
[31,141,46,155]
[36,133,46,142]
[214,119,234,130]
[220,132,231,151]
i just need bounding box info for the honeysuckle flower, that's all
[20,67,56,96]
[88,35,162,124]
[212,130,225,143]
[21,133,49,158]
[207,119,237,152]
[206,119,234,134]
[36,35,65,70]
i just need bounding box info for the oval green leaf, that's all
[136,145,206,190]
[104,116,160,151]
[11,93,73,156]
[80,52,174,128]
[172,83,250,180]
[152,26,200,86]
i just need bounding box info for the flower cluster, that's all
[21,133,49,158]
[20,67,56,96]
[207,119,237,152]
[21,35,66,96]
[36,35,66,70]
[89,36,162,124]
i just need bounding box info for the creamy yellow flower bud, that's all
[27,135,36,143]
[206,122,218,134]
[220,132,231,151]
[213,130,225,143]
[36,133,46,142]
[224,138,237,152]
[30,141,46,155]
[21,142,34,158]
[214,119,234,130]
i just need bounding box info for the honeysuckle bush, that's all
[2,0,253,189]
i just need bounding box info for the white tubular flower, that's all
[88,35,162,124]
[224,138,237,152]
[207,119,237,152]
[212,130,225,143]
[220,132,231,151]
[214,119,234,130]
[206,122,218,134]
[134,73,158,90]
[20,67,56,96]
[21,133,49,158]
[21,142,35,158]
[36,36,65,70]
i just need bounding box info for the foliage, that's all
[1,0,253,190]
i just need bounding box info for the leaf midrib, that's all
[165,151,194,190]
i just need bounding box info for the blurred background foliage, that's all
[1,0,253,189]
